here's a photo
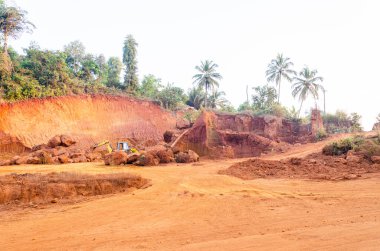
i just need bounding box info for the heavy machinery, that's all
[91,140,138,154]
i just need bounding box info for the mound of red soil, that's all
[0,172,150,207]
[0,95,176,154]
[220,153,380,180]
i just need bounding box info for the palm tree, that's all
[0,3,35,54]
[209,90,228,109]
[186,86,205,110]
[291,67,324,117]
[193,60,222,108]
[266,53,296,103]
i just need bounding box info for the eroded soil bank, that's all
[0,172,150,209]
[220,153,380,180]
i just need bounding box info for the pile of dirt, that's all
[0,172,150,207]
[0,95,177,155]
[0,135,103,166]
[219,153,380,180]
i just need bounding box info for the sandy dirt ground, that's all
[1,136,380,250]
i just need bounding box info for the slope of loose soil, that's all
[0,172,150,208]
[220,153,380,180]
[0,95,176,152]
[0,135,380,250]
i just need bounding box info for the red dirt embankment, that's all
[0,95,176,154]
[0,172,150,207]
[220,153,380,180]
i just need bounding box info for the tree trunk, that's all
[246,85,249,104]
[3,32,8,54]
[204,86,208,108]
[298,99,304,118]
[323,90,326,115]
[277,79,281,103]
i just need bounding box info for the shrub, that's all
[355,139,380,159]
[315,129,328,141]
[322,135,364,156]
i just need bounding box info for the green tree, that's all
[79,54,100,82]
[138,74,162,99]
[285,106,300,121]
[186,86,205,110]
[123,35,138,92]
[157,83,186,110]
[251,85,278,112]
[192,60,222,108]
[0,48,12,79]
[21,45,71,95]
[64,40,85,75]
[219,103,236,113]
[237,85,280,115]
[106,57,122,88]
[266,53,296,103]
[237,101,251,112]
[291,67,324,117]
[350,112,363,132]
[95,54,108,84]
[209,90,228,109]
[3,72,42,100]
[0,2,35,54]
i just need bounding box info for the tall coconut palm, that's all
[193,60,222,108]
[0,3,35,54]
[266,53,296,103]
[291,67,324,117]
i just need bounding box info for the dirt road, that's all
[1,136,380,250]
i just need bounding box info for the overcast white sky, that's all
[8,0,380,130]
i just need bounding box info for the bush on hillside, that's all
[322,135,364,156]
[354,139,380,159]
[315,128,328,141]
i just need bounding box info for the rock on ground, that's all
[48,135,62,148]
[188,150,199,162]
[60,135,76,147]
[136,152,160,166]
[175,150,200,163]
[127,153,140,164]
[156,149,174,163]
[371,155,380,164]
[104,151,128,165]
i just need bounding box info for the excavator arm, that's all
[92,140,113,153]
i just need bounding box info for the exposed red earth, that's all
[1,95,380,250]
[0,94,176,153]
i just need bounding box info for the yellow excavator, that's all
[91,140,138,154]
